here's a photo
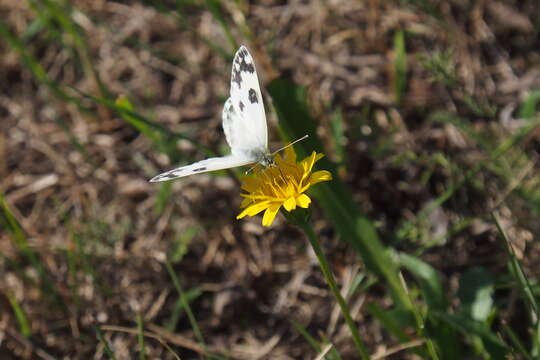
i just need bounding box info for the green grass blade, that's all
[492,212,539,355]
[399,253,460,359]
[399,253,445,311]
[32,0,111,98]
[399,275,440,360]
[492,212,538,316]
[154,182,173,214]
[393,29,407,104]
[0,19,102,166]
[1,17,202,168]
[0,20,84,106]
[501,324,534,360]
[345,272,370,298]
[290,320,322,355]
[419,52,494,116]
[518,90,540,119]
[291,320,342,360]
[165,288,202,331]
[0,194,65,309]
[457,267,494,322]
[115,96,163,144]
[366,303,411,342]
[75,91,210,155]
[96,325,118,360]
[6,292,31,337]
[136,312,146,360]
[164,260,209,360]
[431,312,509,359]
[21,16,48,40]
[0,194,27,248]
[533,323,540,358]
[296,218,370,359]
[169,226,201,264]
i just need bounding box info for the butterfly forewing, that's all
[229,46,268,154]
[149,155,254,182]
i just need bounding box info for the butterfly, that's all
[149,46,272,182]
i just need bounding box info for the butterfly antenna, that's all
[245,135,309,174]
[271,135,309,156]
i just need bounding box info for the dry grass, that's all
[1,0,540,359]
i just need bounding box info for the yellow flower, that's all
[237,147,332,226]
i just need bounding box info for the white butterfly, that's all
[149,45,271,182]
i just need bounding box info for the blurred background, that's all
[1,0,540,359]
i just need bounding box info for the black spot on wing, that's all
[192,167,207,172]
[150,170,183,182]
[231,47,255,89]
[239,101,245,111]
[232,68,242,88]
[248,88,258,103]
[239,60,255,74]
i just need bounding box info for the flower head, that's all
[237,147,332,226]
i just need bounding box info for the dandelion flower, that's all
[237,147,332,226]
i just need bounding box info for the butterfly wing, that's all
[149,46,267,183]
[222,97,242,156]
[228,46,268,155]
[149,155,254,182]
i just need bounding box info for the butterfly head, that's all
[259,152,274,167]
[243,149,274,175]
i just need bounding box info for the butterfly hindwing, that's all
[222,97,242,156]
[149,155,254,182]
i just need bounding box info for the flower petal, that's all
[309,170,332,184]
[314,153,325,162]
[300,152,317,182]
[262,204,281,226]
[237,146,330,225]
[283,197,297,211]
[296,194,311,208]
[240,197,252,208]
[283,146,297,163]
[240,175,260,192]
[236,201,271,219]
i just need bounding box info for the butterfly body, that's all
[150,45,270,183]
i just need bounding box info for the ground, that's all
[1,1,540,359]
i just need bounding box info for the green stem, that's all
[164,260,209,359]
[295,216,370,360]
[136,312,146,360]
